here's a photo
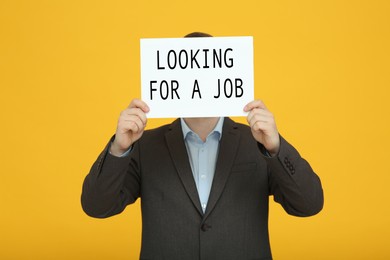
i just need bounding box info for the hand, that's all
[244,100,280,156]
[110,99,149,156]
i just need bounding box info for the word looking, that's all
[157,48,234,70]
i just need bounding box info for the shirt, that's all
[180,117,224,213]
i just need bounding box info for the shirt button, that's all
[201,174,206,179]
[201,203,206,210]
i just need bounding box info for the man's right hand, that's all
[110,99,149,157]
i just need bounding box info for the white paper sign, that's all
[140,36,254,118]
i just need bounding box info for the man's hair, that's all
[184,32,212,38]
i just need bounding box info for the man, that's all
[81,33,323,260]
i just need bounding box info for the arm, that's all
[81,139,140,218]
[81,99,149,218]
[245,100,324,216]
[261,136,323,216]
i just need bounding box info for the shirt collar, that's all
[181,117,224,141]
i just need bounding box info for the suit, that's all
[81,117,323,260]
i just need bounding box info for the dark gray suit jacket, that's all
[81,118,323,260]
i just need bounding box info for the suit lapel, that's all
[165,119,203,216]
[204,118,240,219]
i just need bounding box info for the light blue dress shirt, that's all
[180,118,224,213]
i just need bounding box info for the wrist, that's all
[267,135,281,157]
[110,140,130,157]
[268,148,279,157]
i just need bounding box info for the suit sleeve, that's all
[81,136,141,218]
[262,135,324,217]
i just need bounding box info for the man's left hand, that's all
[244,100,280,156]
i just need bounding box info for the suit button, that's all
[201,224,211,232]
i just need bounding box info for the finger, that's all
[247,108,273,124]
[248,115,270,129]
[128,99,150,113]
[248,111,276,131]
[119,116,144,134]
[251,119,272,132]
[121,106,148,125]
[124,108,148,126]
[247,108,272,119]
[243,100,268,112]
[124,118,143,133]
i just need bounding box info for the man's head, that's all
[184,32,212,38]
[181,32,217,125]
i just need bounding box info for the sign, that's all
[140,36,254,118]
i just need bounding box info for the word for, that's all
[149,78,244,100]
[157,48,234,70]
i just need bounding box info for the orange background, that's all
[1,0,389,259]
